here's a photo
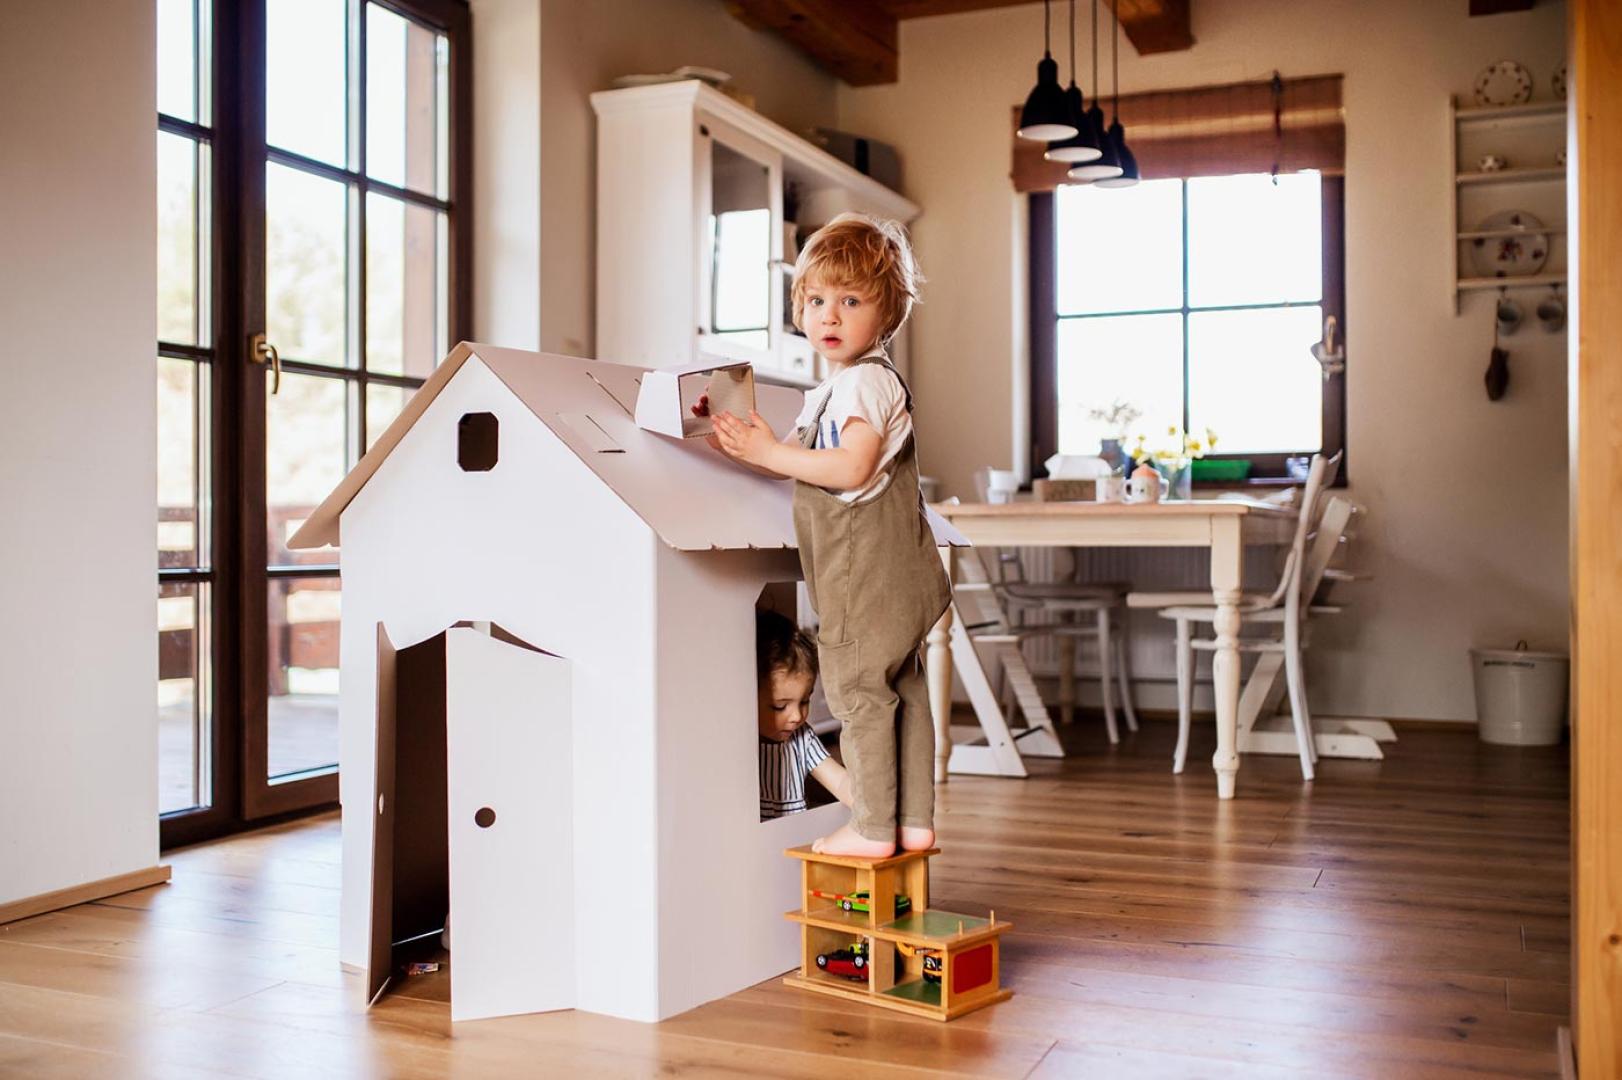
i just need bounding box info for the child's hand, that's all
[712,409,780,468]
[691,393,710,417]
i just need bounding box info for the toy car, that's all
[814,940,869,980]
[897,941,942,984]
[808,889,912,917]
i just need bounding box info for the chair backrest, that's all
[1297,495,1355,606]
[1257,452,1335,608]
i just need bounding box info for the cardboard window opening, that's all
[635,361,756,439]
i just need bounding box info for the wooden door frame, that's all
[1570,0,1622,1073]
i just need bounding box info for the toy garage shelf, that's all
[781,844,1012,1022]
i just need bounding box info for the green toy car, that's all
[808,889,912,917]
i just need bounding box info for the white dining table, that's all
[926,498,1297,800]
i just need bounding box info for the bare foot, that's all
[898,826,935,851]
[811,822,896,858]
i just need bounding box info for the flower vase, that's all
[1158,461,1194,501]
[1100,438,1127,475]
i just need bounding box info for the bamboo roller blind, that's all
[1011,73,1344,192]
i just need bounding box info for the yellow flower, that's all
[1166,425,1178,436]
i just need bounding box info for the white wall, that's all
[0,0,159,903]
[470,0,838,354]
[834,0,1569,722]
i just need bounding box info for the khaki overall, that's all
[793,360,952,842]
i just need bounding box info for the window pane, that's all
[157,0,196,122]
[268,578,339,780]
[267,163,349,366]
[158,132,199,345]
[1056,313,1184,455]
[1188,172,1322,308]
[1056,178,1183,316]
[267,0,348,166]
[365,382,409,449]
[267,370,350,563]
[158,357,207,568]
[159,581,211,813]
[366,193,442,377]
[366,4,445,195]
[1188,306,1324,454]
[712,207,771,349]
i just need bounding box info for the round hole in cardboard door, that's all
[474,806,496,828]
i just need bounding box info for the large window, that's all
[1031,172,1345,480]
[156,0,470,846]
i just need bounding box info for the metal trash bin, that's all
[1470,641,1570,746]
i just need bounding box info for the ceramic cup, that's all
[1094,476,1126,503]
[986,468,1019,504]
[1496,296,1523,336]
[1478,153,1508,172]
[1536,293,1566,332]
[1126,467,1162,504]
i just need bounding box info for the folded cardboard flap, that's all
[635,360,756,439]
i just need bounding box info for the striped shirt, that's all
[760,724,831,820]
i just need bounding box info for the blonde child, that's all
[705,213,950,857]
[756,610,852,819]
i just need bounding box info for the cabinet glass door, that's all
[701,129,779,364]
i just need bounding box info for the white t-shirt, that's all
[794,356,913,504]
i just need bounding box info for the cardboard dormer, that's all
[633,359,756,439]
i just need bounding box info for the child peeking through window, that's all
[757,609,852,821]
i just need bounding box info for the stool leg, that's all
[1096,608,1119,745]
[1173,618,1193,773]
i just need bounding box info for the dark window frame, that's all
[1029,175,1347,484]
[160,0,472,850]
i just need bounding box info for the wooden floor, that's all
[0,718,1569,1078]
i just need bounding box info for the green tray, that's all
[1191,459,1252,482]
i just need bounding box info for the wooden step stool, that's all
[781,845,1012,1021]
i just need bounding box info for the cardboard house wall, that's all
[291,343,963,1023]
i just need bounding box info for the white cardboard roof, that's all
[289,343,967,553]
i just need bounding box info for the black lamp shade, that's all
[1066,104,1123,181]
[1044,84,1103,163]
[1094,120,1140,187]
[1018,55,1078,141]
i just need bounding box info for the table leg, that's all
[1210,517,1244,799]
[929,547,955,784]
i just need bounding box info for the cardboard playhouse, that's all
[287,342,965,1024]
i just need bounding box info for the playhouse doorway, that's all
[370,622,574,1021]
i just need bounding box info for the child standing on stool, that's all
[707,213,950,858]
[756,610,852,820]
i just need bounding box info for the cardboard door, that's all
[444,627,574,1021]
[367,623,398,1006]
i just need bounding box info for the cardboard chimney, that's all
[287,342,964,1024]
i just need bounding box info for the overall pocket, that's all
[815,637,863,719]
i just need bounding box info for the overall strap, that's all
[804,355,913,447]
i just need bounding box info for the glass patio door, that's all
[243,0,461,818]
[157,0,468,839]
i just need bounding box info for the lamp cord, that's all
[1091,0,1099,101]
[1068,0,1076,84]
[1111,0,1119,115]
[1044,0,1051,56]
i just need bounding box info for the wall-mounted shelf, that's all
[1456,166,1565,186]
[1457,273,1566,291]
[1450,95,1568,312]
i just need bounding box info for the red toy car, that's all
[814,941,869,980]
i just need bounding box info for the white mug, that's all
[1094,476,1126,503]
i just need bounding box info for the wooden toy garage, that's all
[782,845,1011,1020]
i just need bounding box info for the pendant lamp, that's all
[1067,0,1123,181]
[1044,0,1103,163]
[1095,0,1141,188]
[1018,0,1078,141]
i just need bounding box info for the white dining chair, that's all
[970,468,1140,744]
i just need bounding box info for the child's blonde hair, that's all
[790,212,923,346]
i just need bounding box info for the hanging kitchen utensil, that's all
[1485,302,1510,401]
[1310,314,1344,379]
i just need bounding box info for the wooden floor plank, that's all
[0,720,1566,1077]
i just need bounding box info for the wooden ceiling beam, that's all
[1469,0,1536,14]
[725,0,899,86]
[722,0,1192,87]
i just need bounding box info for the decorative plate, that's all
[1473,60,1534,106]
[1552,63,1567,101]
[1469,209,1549,278]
